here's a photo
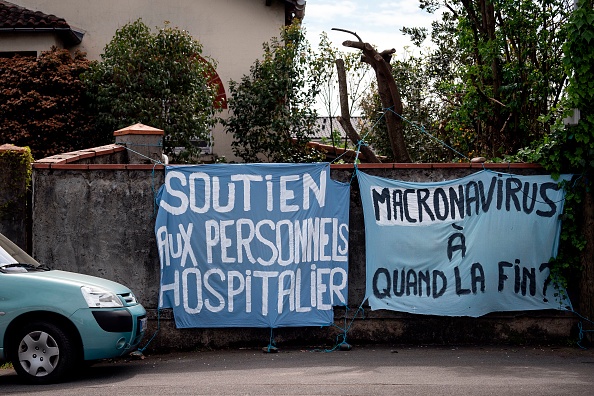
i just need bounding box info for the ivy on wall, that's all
[517,0,594,319]
[0,146,33,220]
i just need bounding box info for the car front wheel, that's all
[11,321,77,384]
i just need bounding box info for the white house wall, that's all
[0,32,61,56]
[13,0,288,161]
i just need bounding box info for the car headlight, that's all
[81,286,124,308]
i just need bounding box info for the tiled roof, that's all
[0,1,68,29]
[0,1,82,44]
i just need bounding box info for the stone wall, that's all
[30,155,578,350]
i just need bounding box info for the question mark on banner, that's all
[539,262,551,302]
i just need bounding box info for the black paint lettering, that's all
[393,189,404,222]
[447,229,466,261]
[465,181,479,217]
[432,270,447,298]
[434,188,449,221]
[449,185,465,220]
[372,268,391,299]
[471,263,485,293]
[539,262,551,302]
[496,176,504,210]
[536,182,558,218]
[447,232,466,261]
[505,177,522,212]
[478,177,497,213]
[514,260,521,294]
[498,261,513,292]
[403,189,417,223]
[522,182,537,214]
[417,188,434,222]
[455,266,471,295]
[418,270,430,297]
[372,188,391,222]
[393,269,405,297]
[521,266,536,296]
[406,269,418,296]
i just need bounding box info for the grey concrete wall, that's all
[32,168,163,306]
[31,164,578,351]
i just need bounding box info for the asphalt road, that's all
[2,344,594,395]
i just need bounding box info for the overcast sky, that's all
[303,0,440,55]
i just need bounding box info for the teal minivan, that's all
[0,233,146,384]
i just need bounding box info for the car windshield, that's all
[0,232,41,268]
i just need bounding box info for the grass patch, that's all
[0,362,13,369]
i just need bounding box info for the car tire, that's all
[10,321,78,384]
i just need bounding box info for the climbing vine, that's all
[517,1,594,316]
[0,147,33,219]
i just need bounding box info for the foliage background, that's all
[83,19,220,163]
[0,48,96,159]
[225,23,324,163]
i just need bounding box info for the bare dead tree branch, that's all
[336,58,381,163]
[331,28,362,43]
[340,36,411,162]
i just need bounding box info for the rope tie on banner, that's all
[382,107,471,162]
[309,299,367,353]
[137,307,161,353]
[338,108,585,208]
[566,309,594,349]
[265,328,278,353]
[151,162,162,216]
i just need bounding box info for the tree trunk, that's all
[335,58,380,163]
[341,39,411,162]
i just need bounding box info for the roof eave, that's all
[0,26,83,45]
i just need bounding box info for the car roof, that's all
[0,232,40,266]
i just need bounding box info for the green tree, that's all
[0,48,96,159]
[407,0,572,159]
[519,0,594,323]
[225,22,324,163]
[360,50,451,162]
[83,19,219,162]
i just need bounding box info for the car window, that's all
[0,244,16,264]
[0,232,40,266]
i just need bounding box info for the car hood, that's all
[23,269,132,294]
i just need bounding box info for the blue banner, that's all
[357,170,572,317]
[156,163,350,328]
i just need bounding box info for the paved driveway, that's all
[2,345,594,395]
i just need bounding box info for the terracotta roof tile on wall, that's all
[0,1,69,29]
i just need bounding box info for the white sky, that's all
[303,0,440,56]
[302,1,442,116]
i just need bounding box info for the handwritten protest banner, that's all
[156,163,350,328]
[357,170,572,317]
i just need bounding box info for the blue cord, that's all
[382,107,470,161]
[568,309,594,349]
[309,299,367,353]
[266,327,277,352]
[138,307,161,352]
